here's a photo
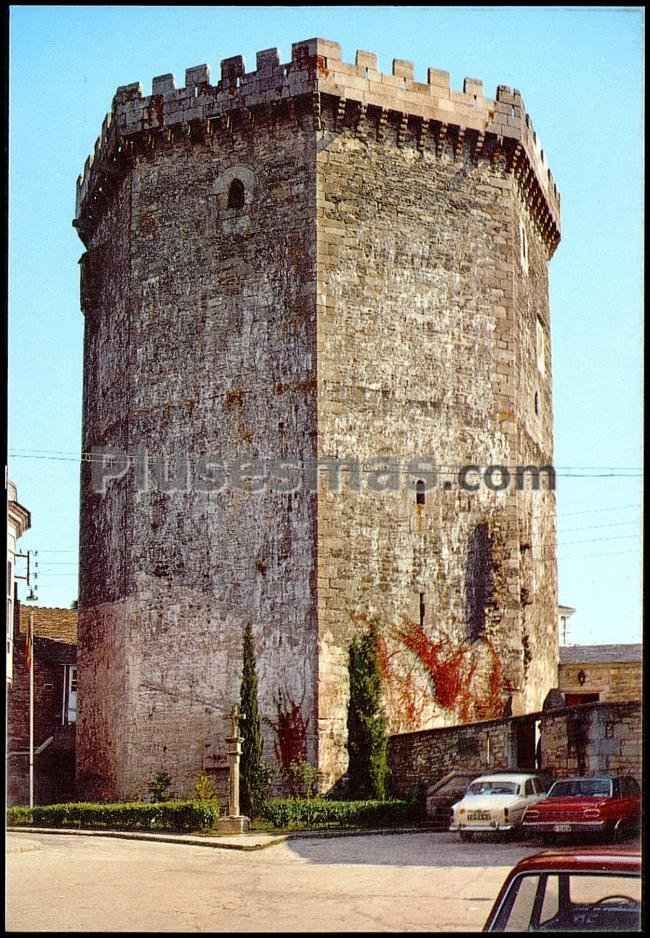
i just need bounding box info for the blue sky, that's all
[9,6,643,644]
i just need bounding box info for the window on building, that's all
[416,480,425,505]
[534,391,540,416]
[520,221,529,273]
[419,592,425,629]
[466,523,494,640]
[62,664,77,724]
[227,178,245,210]
[536,317,546,375]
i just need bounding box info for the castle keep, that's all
[74,38,560,798]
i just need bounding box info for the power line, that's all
[558,534,639,546]
[560,503,640,517]
[8,448,643,475]
[558,520,640,533]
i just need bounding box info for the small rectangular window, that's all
[63,664,78,724]
[536,317,545,375]
[520,221,529,274]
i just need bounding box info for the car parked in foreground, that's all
[522,775,641,841]
[450,772,547,840]
[483,847,641,931]
[425,771,480,830]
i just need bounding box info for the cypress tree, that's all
[239,622,265,816]
[346,623,389,800]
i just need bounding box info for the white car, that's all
[450,772,547,841]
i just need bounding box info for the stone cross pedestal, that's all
[217,704,250,834]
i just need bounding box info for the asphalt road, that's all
[5,830,555,932]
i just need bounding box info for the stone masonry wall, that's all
[540,701,641,781]
[388,718,516,798]
[78,107,319,801]
[75,38,561,798]
[315,95,557,784]
[389,700,641,798]
[559,662,642,703]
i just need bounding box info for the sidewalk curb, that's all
[7,824,437,849]
[6,826,289,851]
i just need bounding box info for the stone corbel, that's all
[473,130,485,163]
[312,92,322,131]
[454,126,465,160]
[335,97,347,131]
[376,106,387,142]
[414,116,425,153]
[436,122,448,159]
[396,112,409,147]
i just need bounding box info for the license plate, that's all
[468,811,490,821]
[553,823,572,832]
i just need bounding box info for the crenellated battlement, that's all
[74,37,560,253]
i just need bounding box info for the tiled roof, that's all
[18,605,77,645]
[559,643,642,664]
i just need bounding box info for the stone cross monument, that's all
[217,703,250,833]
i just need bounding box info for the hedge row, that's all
[7,800,220,832]
[261,798,420,829]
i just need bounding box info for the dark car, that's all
[425,771,479,829]
[483,847,641,931]
[522,775,641,841]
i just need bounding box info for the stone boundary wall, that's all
[388,715,517,797]
[389,700,641,797]
[540,700,641,782]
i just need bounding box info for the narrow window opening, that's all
[419,593,425,629]
[227,178,245,210]
[536,317,546,375]
[466,522,494,640]
[534,391,540,415]
[416,479,425,505]
[520,221,529,274]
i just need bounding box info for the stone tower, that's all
[74,38,560,799]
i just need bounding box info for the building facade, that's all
[6,604,78,805]
[74,38,560,798]
[7,480,31,685]
[559,644,642,706]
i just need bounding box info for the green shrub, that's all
[148,771,173,802]
[194,772,219,803]
[286,761,319,800]
[239,623,268,817]
[6,800,220,832]
[347,626,389,800]
[260,798,420,830]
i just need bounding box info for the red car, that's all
[483,847,641,931]
[522,775,640,841]
[522,775,641,838]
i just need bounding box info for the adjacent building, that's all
[7,480,31,685]
[6,604,78,805]
[559,643,641,706]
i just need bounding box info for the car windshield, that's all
[468,780,518,796]
[549,779,612,798]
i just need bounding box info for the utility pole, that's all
[28,610,34,808]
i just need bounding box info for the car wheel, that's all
[459,830,474,843]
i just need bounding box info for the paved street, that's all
[8,830,549,932]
